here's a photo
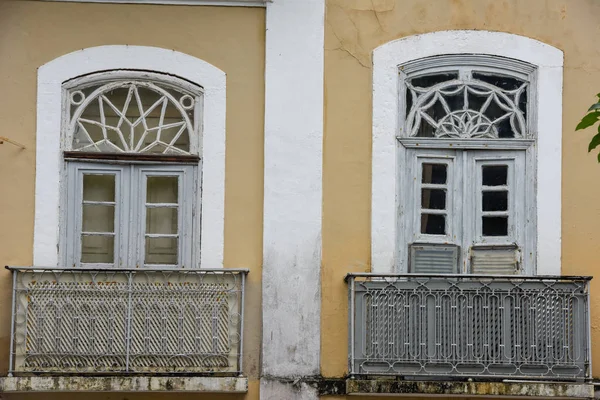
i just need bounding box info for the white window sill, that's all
[0,376,248,393]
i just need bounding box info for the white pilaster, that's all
[262,0,324,398]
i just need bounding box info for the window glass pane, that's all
[145,237,178,265]
[146,207,178,234]
[422,163,447,184]
[482,191,508,212]
[482,165,507,186]
[147,176,178,203]
[410,73,458,88]
[421,189,446,210]
[82,205,115,232]
[421,214,445,235]
[482,216,508,236]
[81,235,114,263]
[471,72,525,91]
[83,174,115,202]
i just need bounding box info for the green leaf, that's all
[588,133,600,152]
[596,151,600,163]
[576,112,600,130]
[588,102,600,112]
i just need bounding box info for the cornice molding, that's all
[40,0,270,7]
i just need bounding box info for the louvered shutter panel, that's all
[409,244,458,274]
[470,246,520,274]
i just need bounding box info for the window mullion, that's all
[459,151,470,274]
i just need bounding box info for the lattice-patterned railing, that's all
[6,267,247,375]
[346,274,591,381]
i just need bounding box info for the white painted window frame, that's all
[371,31,563,275]
[35,45,226,268]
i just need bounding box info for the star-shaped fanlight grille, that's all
[69,81,197,155]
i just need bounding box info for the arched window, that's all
[62,72,203,268]
[370,31,564,276]
[34,46,226,269]
[398,55,535,274]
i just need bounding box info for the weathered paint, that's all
[1,0,600,399]
[261,0,324,398]
[0,380,260,400]
[0,376,248,393]
[321,0,600,382]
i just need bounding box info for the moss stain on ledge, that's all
[345,378,594,398]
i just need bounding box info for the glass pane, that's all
[482,165,507,186]
[482,216,508,236]
[83,174,115,202]
[421,189,446,210]
[422,164,447,184]
[146,207,178,234]
[410,73,458,88]
[147,176,178,203]
[472,72,525,91]
[482,191,508,212]
[81,235,114,263]
[145,237,178,265]
[82,204,115,232]
[421,214,445,235]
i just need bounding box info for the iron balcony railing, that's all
[6,266,247,375]
[346,273,592,381]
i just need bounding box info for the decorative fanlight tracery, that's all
[404,72,528,139]
[67,78,201,155]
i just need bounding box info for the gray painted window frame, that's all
[59,71,203,269]
[397,55,537,275]
[64,162,198,269]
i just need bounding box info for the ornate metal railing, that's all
[6,266,247,375]
[346,273,592,381]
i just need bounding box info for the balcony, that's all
[2,266,248,393]
[346,273,593,398]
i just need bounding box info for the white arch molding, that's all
[34,45,226,268]
[371,30,564,275]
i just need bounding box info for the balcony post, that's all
[239,271,246,376]
[7,269,17,377]
[348,275,355,376]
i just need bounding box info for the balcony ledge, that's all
[346,379,594,399]
[0,376,248,393]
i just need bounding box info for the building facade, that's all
[0,0,599,399]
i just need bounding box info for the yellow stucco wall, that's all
[321,0,600,383]
[0,0,265,394]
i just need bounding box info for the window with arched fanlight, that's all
[397,55,537,275]
[61,71,203,268]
